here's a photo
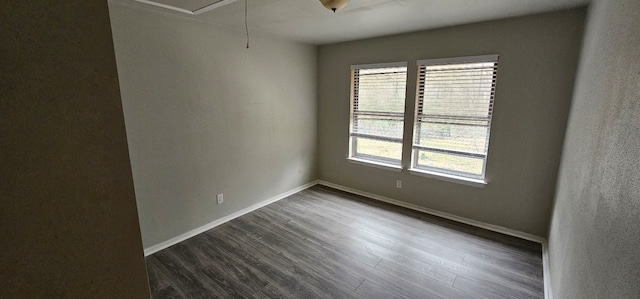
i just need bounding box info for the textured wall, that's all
[0,2,150,298]
[108,1,318,248]
[318,9,585,237]
[547,1,640,298]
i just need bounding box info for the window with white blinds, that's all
[411,55,499,180]
[349,62,407,167]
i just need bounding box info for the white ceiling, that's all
[120,0,590,45]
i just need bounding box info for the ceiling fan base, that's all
[319,0,349,12]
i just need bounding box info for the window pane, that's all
[420,62,495,118]
[354,137,402,164]
[350,63,407,166]
[412,57,498,180]
[353,115,404,139]
[356,67,407,113]
[416,151,484,176]
[415,122,489,153]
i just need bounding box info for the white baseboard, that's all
[143,180,320,256]
[316,180,545,244]
[542,240,553,299]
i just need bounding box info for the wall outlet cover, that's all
[216,194,224,204]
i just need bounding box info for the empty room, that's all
[2,0,639,298]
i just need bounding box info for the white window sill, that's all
[409,168,487,188]
[347,158,402,172]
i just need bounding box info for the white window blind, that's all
[411,55,499,180]
[349,62,407,167]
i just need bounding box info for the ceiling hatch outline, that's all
[134,0,237,15]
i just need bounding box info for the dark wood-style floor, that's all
[146,185,544,299]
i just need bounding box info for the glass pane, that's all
[353,116,404,139]
[415,122,489,153]
[356,67,407,113]
[416,150,484,176]
[354,137,402,163]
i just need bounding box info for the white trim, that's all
[347,158,403,172]
[409,168,487,188]
[133,0,236,15]
[143,180,319,256]
[351,61,407,70]
[316,180,544,244]
[134,0,194,14]
[417,54,499,66]
[542,240,553,299]
[192,0,237,14]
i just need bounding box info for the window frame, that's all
[348,61,408,170]
[409,55,499,186]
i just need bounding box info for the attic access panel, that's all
[135,0,237,15]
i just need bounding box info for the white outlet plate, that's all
[396,180,402,188]
[216,194,224,204]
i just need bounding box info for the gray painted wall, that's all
[317,9,586,237]
[548,1,640,298]
[1,1,150,297]
[109,2,318,248]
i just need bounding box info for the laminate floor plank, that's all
[227,216,366,291]
[461,253,543,282]
[146,185,544,298]
[307,193,441,239]
[265,203,395,251]
[262,205,388,267]
[391,243,543,296]
[282,192,360,225]
[270,196,399,249]
[193,245,269,296]
[237,212,449,299]
[316,187,542,263]
[214,223,365,299]
[394,245,544,297]
[453,276,515,299]
[294,191,469,254]
[349,219,468,263]
[195,229,311,298]
[355,280,406,299]
[204,227,346,299]
[314,188,503,250]
[347,206,542,274]
[374,259,468,299]
[236,212,455,299]
[313,186,429,221]
[367,244,459,286]
[155,286,182,299]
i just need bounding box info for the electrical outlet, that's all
[216,193,224,204]
[396,180,402,188]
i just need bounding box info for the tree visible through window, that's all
[411,55,499,181]
[349,62,407,167]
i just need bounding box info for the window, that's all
[411,55,499,182]
[349,62,407,169]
